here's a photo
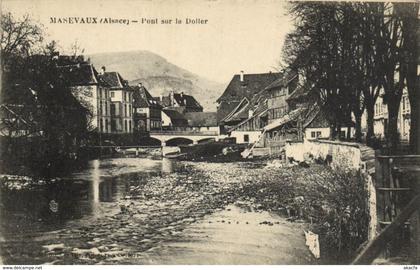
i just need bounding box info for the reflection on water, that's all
[0,158,176,236]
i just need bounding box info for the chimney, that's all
[240,71,244,82]
[137,82,143,88]
[180,92,184,98]
[159,94,163,101]
[170,90,175,106]
[100,66,106,75]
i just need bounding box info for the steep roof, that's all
[265,70,298,90]
[99,72,131,90]
[132,84,161,108]
[155,92,203,111]
[184,112,218,127]
[263,107,305,131]
[286,82,312,102]
[58,63,101,86]
[220,97,250,124]
[223,88,271,127]
[173,93,203,111]
[217,72,281,103]
[156,96,172,107]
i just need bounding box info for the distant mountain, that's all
[88,50,225,111]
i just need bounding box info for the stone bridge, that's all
[150,130,220,146]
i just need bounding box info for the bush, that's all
[306,168,370,262]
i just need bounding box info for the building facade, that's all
[132,83,162,133]
[59,63,112,134]
[100,69,134,134]
[373,88,411,142]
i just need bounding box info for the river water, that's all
[0,158,313,264]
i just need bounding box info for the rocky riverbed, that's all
[0,159,367,264]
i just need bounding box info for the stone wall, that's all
[285,139,363,170]
[285,139,377,240]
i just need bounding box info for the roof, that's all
[173,93,203,111]
[132,84,161,108]
[217,72,281,103]
[265,70,298,90]
[58,63,100,86]
[222,86,271,126]
[184,112,218,127]
[156,96,172,107]
[155,92,203,111]
[220,97,250,123]
[286,82,311,102]
[263,107,305,131]
[99,72,131,90]
[163,109,188,126]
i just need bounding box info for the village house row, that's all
[54,57,217,138]
[0,54,413,148]
[216,69,412,151]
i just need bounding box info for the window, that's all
[100,118,103,132]
[111,91,115,98]
[311,131,316,138]
[111,120,117,132]
[316,131,321,138]
[244,134,249,142]
[125,120,128,132]
[129,120,132,131]
[105,119,108,133]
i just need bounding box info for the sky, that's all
[3,0,293,83]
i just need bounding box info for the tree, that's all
[394,3,419,152]
[1,13,91,176]
[1,12,43,71]
[284,2,361,140]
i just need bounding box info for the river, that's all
[0,158,313,264]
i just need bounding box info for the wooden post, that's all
[410,181,420,264]
[353,195,420,265]
[411,94,420,264]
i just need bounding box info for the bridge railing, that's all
[150,130,219,136]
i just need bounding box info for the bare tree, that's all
[1,12,43,70]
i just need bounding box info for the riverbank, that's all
[0,158,368,264]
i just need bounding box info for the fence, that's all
[353,154,420,264]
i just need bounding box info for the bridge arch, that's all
[140,136,161,146]
[165,137,194,146]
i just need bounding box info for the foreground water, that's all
[0,158,313,264]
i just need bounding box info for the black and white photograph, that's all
[0,0,419,266]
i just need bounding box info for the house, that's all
[184,112,219,134]
[132,83,162,133]
[265,69,298,124]
[156,91,203,113]
[58,63,112,133]
[216,71,281,130]
[226,89,270,145]
[99,68,134,134]
[161,109,188,129]
[264,81,354,144]
[0,104,40,138]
